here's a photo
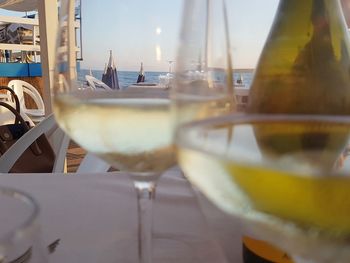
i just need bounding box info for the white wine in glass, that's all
[55,92,173,175]
[54,1,183,262]
[176,114,350,263]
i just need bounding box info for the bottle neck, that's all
[270,0,345,38]
[257,0,350,76]
[248,0,350,114]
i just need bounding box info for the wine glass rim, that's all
[0,186,40,244]
[178,113,350,131]
[175,113,350,155]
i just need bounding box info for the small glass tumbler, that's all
[0,186,47,263]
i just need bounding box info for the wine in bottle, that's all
[243,236,293,263]
[244,1,350,262]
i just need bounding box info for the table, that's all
[0,170,244,263]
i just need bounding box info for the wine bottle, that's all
[248,0,350,115]
[243,236,293,263]
[244,1,350,262]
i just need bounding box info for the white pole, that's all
[68,0,77,86]
[37,0,58,115]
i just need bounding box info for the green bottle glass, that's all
[244,1,350,262]
[246,0,350,164]
[248,0,350,115]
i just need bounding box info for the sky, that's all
[80,0,279,71]
[0,0,280,72]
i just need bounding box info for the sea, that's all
[78,69,254,89]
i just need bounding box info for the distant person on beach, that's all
[5,50,10,62]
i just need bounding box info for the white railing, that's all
[0,15,39,50]
[0,14,81,63]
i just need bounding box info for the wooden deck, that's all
[66,140,87,173]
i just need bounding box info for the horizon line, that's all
[80,68,255,73]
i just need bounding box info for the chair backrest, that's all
[0,102,34,126]
[0,114,70,173]
[7,80,45,112]
[85,75,112,91]
[0,86,34,126]
[0,92,11,102]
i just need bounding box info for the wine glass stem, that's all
[134,180,157,263]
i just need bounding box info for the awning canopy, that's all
[0,0,37,11]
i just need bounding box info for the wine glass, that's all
[53,1,183,262]
[0,186,47,262]
[175,113,350,263]
[173,0,236,128]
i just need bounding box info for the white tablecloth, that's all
[0,170,244,263]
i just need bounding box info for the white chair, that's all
[0,92,11,102]
[7,80,45,123]
[85,75,112,91]
[0,114,70,173]
[0,86,35,126]
[0,101,35,126]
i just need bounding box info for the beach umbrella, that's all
[102,50,120,89]
[136,62,145,83]
[236,74,244,84]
